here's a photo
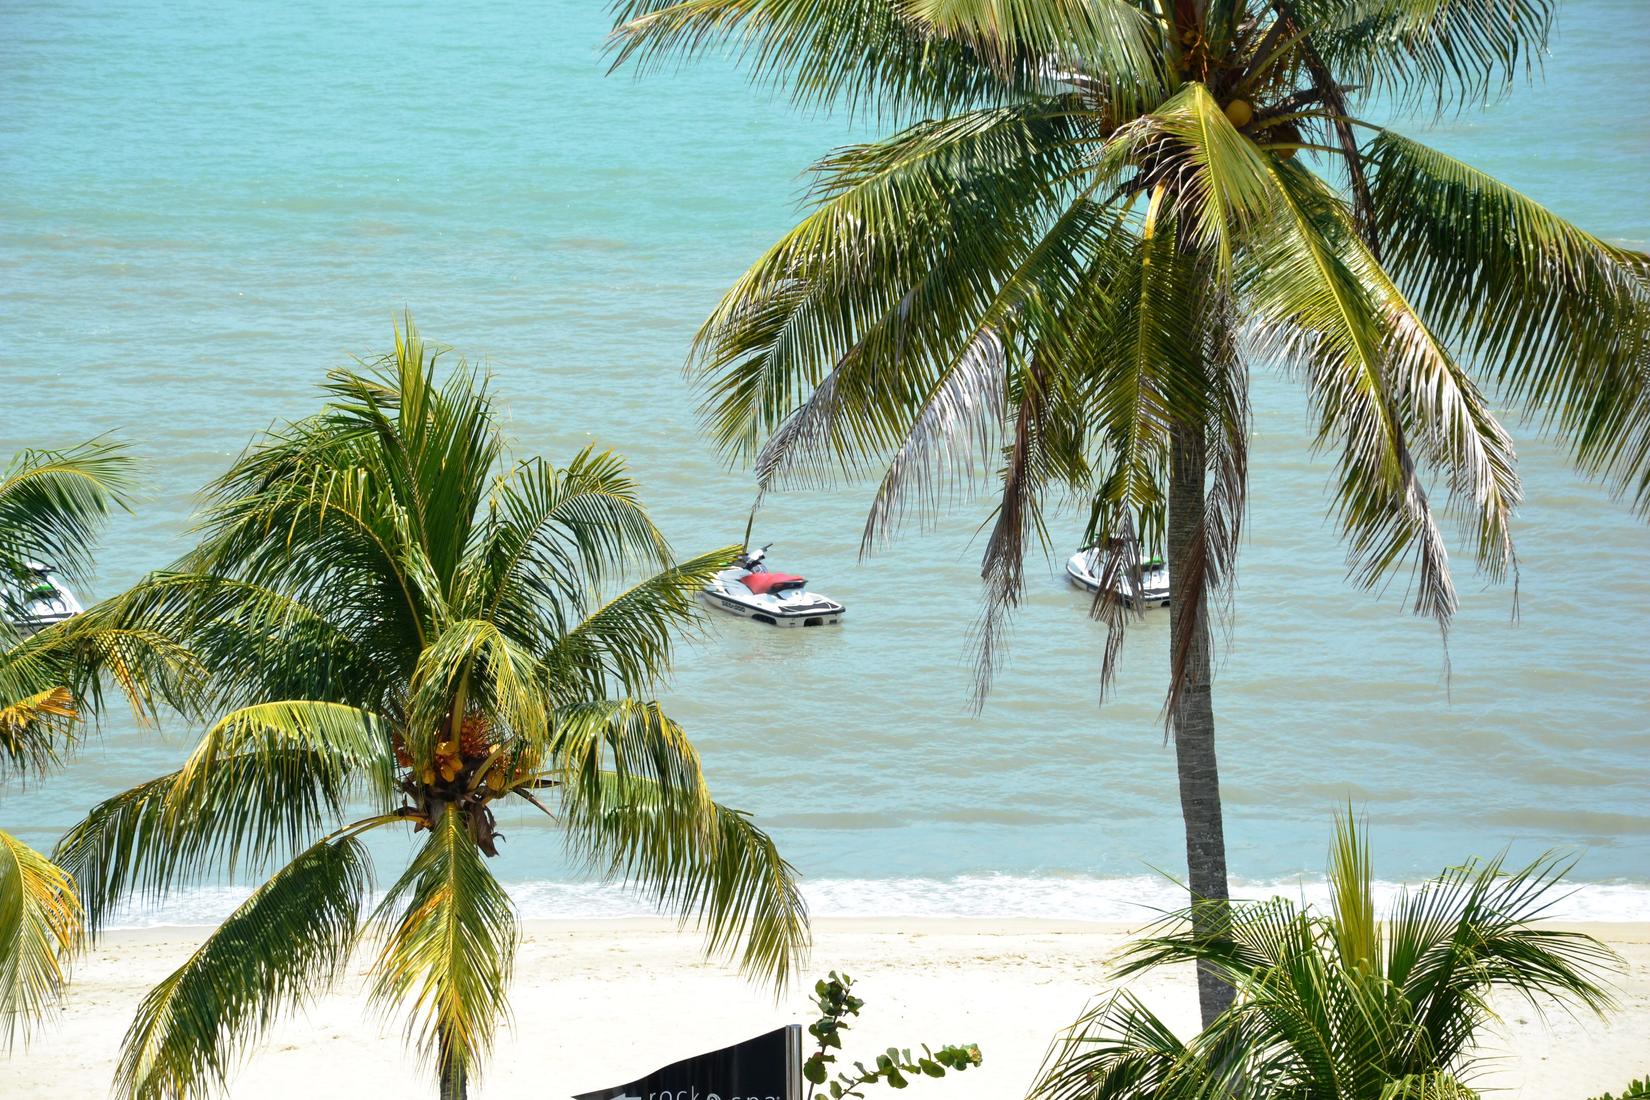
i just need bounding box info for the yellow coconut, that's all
[1223,99,1254,128]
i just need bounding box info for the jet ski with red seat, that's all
[703,544,845,627]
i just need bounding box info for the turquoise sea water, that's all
[2,0,1647,922]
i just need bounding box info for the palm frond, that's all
[0,437,135,587]
[472,448,674,641]
[544,549,736,698]
[1242,160,1456,628]
[1368,131,1650,516]
[55,739,373,934]
[369,808,517,1095]
[0,612,197,783]
[115,834,372,1100]
[1328,807,1379,973]
[1381,1072,1483,1099]
[560,770,808,987]
[694,99,1100,467]
[0,828,83,1046]
[1297,0,1554,114]
[607,0,1164,118]
[1385,849,1618,1063]
[1028,991,1207,1100]
[546,699,707,809]
[0,686,75,780]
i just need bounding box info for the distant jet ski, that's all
[703,544,844,627]
[3,561,83,631]
[1065,547,1171,609]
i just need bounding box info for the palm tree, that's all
[55,325,809,1100]
[1029,813,1619,1099]
[608,0,1650,1023]
[1,439,182,1043]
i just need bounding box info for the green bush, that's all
[802,972,981,1098]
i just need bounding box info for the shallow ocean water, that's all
[1,0,1646,920]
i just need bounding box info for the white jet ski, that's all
[703,544,845,627]
[1065,547,1171,609]
[3,561,84,631]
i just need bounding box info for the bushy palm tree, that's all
[1030,814,1619,1099]
[1,440,182,1043]
[609,0,1650,1022]
[55,326,809,1100]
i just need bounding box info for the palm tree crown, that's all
[57,326,808,1100]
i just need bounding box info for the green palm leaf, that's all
[0,437,134,588]
[115,833,373,1100]
[1369,130,1650,514]
[369,807,517,1095]
[1299,0,1554,113]
[561,770,808,986]
[544,548,737,697]
[0,828,83,1046]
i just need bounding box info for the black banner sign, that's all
[573,1024,802,1100]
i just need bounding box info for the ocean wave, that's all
[102,872,1650,929]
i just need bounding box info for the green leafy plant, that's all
[1029,812,1620,1100]
[1591,1079,1650,1100]
[803,972,980,1098]
[57,322,807,1100]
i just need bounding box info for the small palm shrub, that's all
[1031,814,1620,1100]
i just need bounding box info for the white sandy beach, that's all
[8,919,1647,1099]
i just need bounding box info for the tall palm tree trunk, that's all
[1168,422,1234,1028]
[439,1033,467,1100]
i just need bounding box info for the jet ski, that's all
[1065,547,1171,609]
[703,544,845,627]
[3,561,83,631]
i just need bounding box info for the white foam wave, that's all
[102,873,1650,929]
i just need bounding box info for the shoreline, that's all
[12,918,1647,1099]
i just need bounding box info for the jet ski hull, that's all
[3,563,83,632]
[703,574,845,627]
[1065,550,1170,609]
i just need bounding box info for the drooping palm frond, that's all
[0,828,84,1046]
[0,685,75,780]
[115,833,374,1100]
[1298,0,1555,114]
[547,699,708,808]
[0,437,134,587]
[1028,990,1212,1100]
[369,808,517,1095]
[607,0,1166,119]
[1238,152,1457,627]
[56,735,381,936]
[561,770,808,986]
[1368,131,1650,515]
